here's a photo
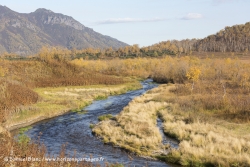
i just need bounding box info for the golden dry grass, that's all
[161,107,250,166]
[93,88,168,156]
[153,85,250,166]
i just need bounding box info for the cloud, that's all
[96,17,166,25]
[212,0,243,5]
[213,0,234,2]
[181,13,203,20]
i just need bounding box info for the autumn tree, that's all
[186,67,201,92]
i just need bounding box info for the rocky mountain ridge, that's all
[0,6,128,56]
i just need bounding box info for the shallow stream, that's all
[22,79,179,167]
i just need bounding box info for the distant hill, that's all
[159,22,250,54]
[0,5,128,56]
[194,22,250,53]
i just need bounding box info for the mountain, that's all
[0,5,128,56]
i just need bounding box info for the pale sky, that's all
[1,0,249,47]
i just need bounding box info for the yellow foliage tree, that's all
[186,67,201,91]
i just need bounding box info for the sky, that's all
[1,0,250,47]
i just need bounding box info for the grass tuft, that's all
[98,114,113,121]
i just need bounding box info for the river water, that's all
[24,79,179,167]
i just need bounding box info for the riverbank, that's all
[92,84,172,156]
[93,84,250,166]
[2,80,142,132]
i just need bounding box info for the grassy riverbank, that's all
[0,75,141,167]
[93,85,169,156]
[3,80,141,131]
[154,86,250,166]
[93,84,250,166]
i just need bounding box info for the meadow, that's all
[1,47,250,166]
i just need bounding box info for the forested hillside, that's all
[194,22,250,52]
[149,22,250,55]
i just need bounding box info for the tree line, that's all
[1,22,250,61]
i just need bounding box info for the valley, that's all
[1,4,250,167]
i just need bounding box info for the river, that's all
[23,79,179,167]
